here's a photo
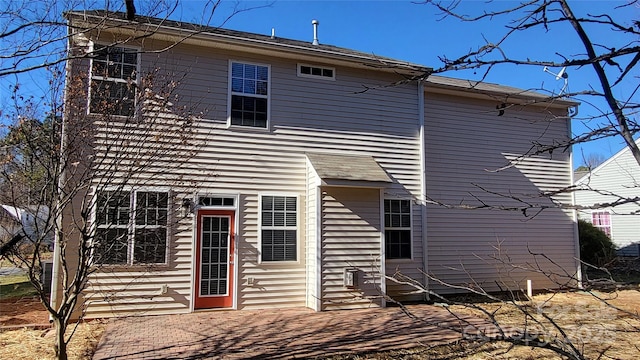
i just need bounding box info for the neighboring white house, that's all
[0,205,52,247]
[0,205,22,244]
[56,10,581,319]
[575,138,640,256]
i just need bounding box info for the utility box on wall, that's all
[343,268,358,288]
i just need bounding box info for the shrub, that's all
[578,219,617,267]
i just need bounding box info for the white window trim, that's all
[92,187,171,266]
[227,60,271,131]
[91,190,131,265]
[591,210,613,238]
[196,193,239,210]
[297,63,336,81]
[258,193,300,264]
[87,42,142,117]
[384,198,414,262]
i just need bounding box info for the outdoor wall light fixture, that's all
[181,198,195,217]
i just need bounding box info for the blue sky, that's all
[176,0,637,166]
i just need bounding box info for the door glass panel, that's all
[200,216,230,296]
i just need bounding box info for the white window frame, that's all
[93,190,131,265]
[93,188,170,266]
[297,63,336,81]
[87,42,141,117]
[196,194,238,210]
[591,210,613,238]
[227,60,271,130]
[384,198,413,261]
[258,194,299,264]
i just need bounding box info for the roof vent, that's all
[312,19,319,45]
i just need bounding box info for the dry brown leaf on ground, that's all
[0,321,106,360]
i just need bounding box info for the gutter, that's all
[425,77,579,109]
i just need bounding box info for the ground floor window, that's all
[591,211,612,237]
[384,199,411,259]
[260,195,297,262]
[95,190,168,265]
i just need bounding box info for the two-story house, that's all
[53,10,580,318]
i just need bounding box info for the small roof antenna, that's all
[543,66,569,95]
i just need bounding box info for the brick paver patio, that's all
[93,304,477,359]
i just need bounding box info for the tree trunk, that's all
[53,317,68,360]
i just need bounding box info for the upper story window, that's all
[297,64,335,80]
[591,211,612,237]
[384,199,412,260]
[260,195,297,262]
[95,190,168,265]
[89,45,139,117]
[229,61,270,128]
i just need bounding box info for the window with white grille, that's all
[591,211,612,237]
[260,195,297,262]
[95,190,168,265]
[384,199,412,259]
[89,45,139,116]
[229,62,270,128]
[297,64,335,80]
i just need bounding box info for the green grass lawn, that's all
[0,272,37,300]
[1,252,52,300]
[0,272,28,286]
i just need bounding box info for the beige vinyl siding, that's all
[82,215,195,318]
[76,38,423,316]
[575,143,640,253]
[320,187,384,310]
[424,92,578,293]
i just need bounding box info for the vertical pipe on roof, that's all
[312,20,319,45]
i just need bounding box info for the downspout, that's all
[568,114,582,288]
[378,188,386,307]
[50,20,72,316]
[315,185,322,311]
[418,81,429,300]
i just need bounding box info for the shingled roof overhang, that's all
[306,153,392,188]
[426,75,579,109]
[65,10,430,76]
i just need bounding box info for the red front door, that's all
[194,210,234,309]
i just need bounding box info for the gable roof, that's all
[1,205,22,222]
[66,10,576,108]
[65,10,430,75]
[575,137,640,184]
